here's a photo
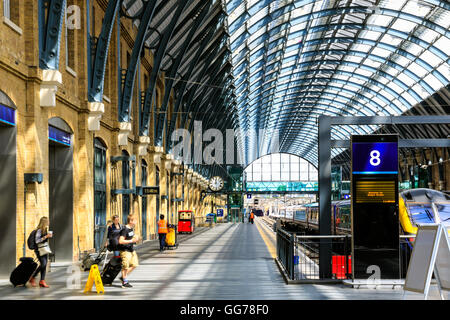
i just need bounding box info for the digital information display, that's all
[0,104,15,126]
[355,180,396,204]
[49,126,71,146]
[352,142,398,174]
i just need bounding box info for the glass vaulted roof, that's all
[224,0,450,166]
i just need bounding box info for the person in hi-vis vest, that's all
[249,211,255,224]
[158,215,168,252]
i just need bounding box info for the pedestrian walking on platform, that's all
[118,215,139,288]
[107,215,122,257]
[249,211,255,224]
[158,215,168,252]
[29,217,52,288]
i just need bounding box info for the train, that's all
[270,188,450,236]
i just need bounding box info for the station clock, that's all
[209,176,224,192]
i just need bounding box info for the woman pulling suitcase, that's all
[29,217,52,288]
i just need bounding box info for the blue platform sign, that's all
[217,209,224,217]
[247,194,251,199]
[352,142,398,174]
[0,104,15,126]
[49,126,71,146]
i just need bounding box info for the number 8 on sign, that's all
[370,150,381,166]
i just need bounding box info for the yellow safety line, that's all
[254,218,277,259]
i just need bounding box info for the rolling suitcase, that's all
[10,257,38,287]
[101,256,122,285]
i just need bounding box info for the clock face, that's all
[209,176,224,192]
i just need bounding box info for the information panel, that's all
[352,142,398,174]
[355,181,396,203]
[351,134,399,280]
[49,126,71,146]
[0,104,15,126]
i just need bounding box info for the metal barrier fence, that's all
[276,228,295,279]
[294,235,351,280]
[277,231,416,281]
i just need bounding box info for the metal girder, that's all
[329,116,450,125]
[157,1,213,150]
[163,27,225,148]
[140,0,192,136]
[118,0,158,122]
[331,139,450,148]
[38,0,66,69]
[88,0,121,102]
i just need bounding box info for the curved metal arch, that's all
[228,5,449,112]
[165,23,223,143]
[268,79,402,114]
[248,47,429,102]
[88,0,121,102]
[140,0,192,136]
[231,3,449,48]
[236,38,440,101]
[175,44,230,132]
[38,0,66,70]
[237,57,416,113]
[158,1,215,149]
[249,73,406,116]
[118,0,158,122]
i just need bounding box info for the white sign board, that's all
[404,224,450,299]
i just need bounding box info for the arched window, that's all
[244,153,318,182]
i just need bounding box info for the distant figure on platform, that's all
[249,211,255,224]
[118,215,139,288]
[158,215,168,252]
[107,215,122,257]
[29,217,53,288]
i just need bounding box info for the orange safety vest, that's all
[158,220,168,234]
[250,213,254,219]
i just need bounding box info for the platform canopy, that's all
[121,0,450,173]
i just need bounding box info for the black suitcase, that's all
[10,257,38,287]
[101,256,122,285]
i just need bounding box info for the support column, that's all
[318,116,332,279]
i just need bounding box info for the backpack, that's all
[27,229,37,250]
[107,224,122,251]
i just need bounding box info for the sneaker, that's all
[121,282,133,288]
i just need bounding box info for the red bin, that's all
[332,255,352,279]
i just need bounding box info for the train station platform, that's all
[0,218,444,300]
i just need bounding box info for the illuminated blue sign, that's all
[217,209,224,217]
[352,142,398,174]
[0,104,15,126]
[49,126,71,146]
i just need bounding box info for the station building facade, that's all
[0,0,225,275]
